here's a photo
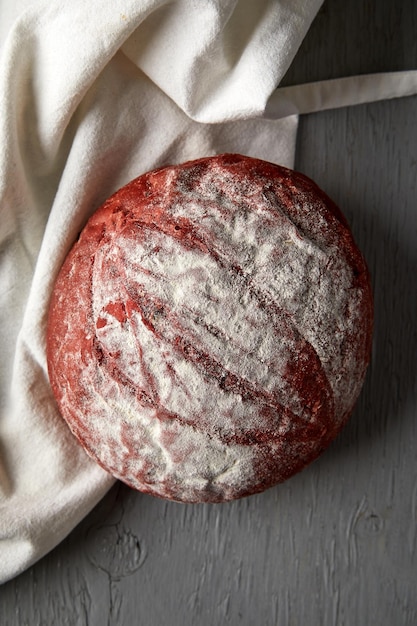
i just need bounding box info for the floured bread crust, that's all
[47,154,373,503]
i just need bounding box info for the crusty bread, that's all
[47,154,373,502]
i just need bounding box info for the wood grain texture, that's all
[1,0,417,624]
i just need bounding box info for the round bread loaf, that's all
[47,154,373,503]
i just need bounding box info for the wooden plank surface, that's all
[1,0,417,624]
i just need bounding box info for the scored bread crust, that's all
[47,154,373,503]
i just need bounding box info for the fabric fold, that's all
[121,0,323,122]
[265,70,417,118]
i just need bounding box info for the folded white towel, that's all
[0,0,319,583]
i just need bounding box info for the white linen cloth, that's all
[1,0,417,584]
[0,0,319,584]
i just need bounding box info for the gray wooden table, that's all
[1,0,416,624]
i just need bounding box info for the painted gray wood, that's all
[1,0,417,624]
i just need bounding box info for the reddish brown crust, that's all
[47,154,373,503]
